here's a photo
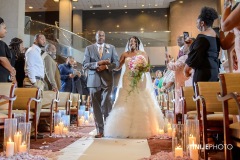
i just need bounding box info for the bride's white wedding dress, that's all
[104,57,164,138]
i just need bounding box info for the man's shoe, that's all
[95,133,104,138]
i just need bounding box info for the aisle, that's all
[58,136,151,160]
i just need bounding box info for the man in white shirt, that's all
[24,34,46,90]
[23,33,46,139]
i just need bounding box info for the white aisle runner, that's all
[58,136,151,160]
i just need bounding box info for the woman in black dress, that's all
[0,17,16,82]
[9,38,26,87]
[184,7,220,86]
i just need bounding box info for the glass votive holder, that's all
[4,118,17,157]
[18,122,31,154]
[13,113,26,125]
[54,112,61,137]
[61,115,70,136]
[185,119,200,160]
[165,110,174,124]
[172,124,184,158]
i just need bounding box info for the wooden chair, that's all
[39,91,60,136]
[0,83,17,129]
[70,93,81,126]
[57,92,72,115]
[194,82,237,160]
[217,73,240,160]
[180,86,197,124]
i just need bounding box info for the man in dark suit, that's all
[83,30,119,138]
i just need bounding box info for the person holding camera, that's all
[58,56,80,92]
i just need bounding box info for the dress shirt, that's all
[25,44,45,83]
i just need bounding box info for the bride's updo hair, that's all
[198,7,218,27]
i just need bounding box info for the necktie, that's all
[99,46,103,59]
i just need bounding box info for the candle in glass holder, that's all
[6,138,14,157]
[167,127,172,136]
[59,122,64,134]
[175,146,183,157]
[85,120,89,125]
[19,141,27,153]
[54,125,60,135]
[167,122,171,128]
[81,116,85,121]
[63,127,68,135]
[78,118,84,126]
[14,131,22,153]
[189,143,199,160]
[158,129,164,134]
[189,134,196,144]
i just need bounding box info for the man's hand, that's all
[97,65,107,72]
[69,73,74,78]
[52,87,58,92]
[98,60,110,66]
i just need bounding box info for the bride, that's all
[104,36,164,138]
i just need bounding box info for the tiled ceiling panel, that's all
[26,0,175,12]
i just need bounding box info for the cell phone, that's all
[183,32,189,40]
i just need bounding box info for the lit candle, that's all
[189,143,199,160]
[167,127,172,136]
[85,120,89,125]
[81,116,85,121]
[6,138,14,157]
[54,125,60,135]
[175,146,183,158]
[19,142,27,153]
[78,118,84,126]
[189,134,196,144]
[14,131,22,153]
[167,123,171,128]
[63,127,68,135]
[89,113,94,123]
[59,122,64,135]
[158,129,164,134]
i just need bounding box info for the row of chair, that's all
[181,73,240,160]
[0,83,90,141]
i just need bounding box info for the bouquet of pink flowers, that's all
[128,55,150,94]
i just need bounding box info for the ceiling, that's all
[25,0,176,12]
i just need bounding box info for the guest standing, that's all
[0,17,16,82]
[184,7,220,86]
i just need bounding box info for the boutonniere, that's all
[105,44,110,53]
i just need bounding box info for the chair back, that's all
[41,91,59,109]
[0,83,17,118]
[219,73,240,114]
[182,86,195,113]
[71,93,81,108]
[197,82,223,113]
[13,88,40,110]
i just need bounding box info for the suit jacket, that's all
[58,63,75,92]
[82,43,119,88]
[42,53,61,90]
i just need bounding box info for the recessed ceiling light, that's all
[142,4,145,7]
[125,31,128,33]
[154,11,157,13]
[109,12,111,14]
[29,6,33,9]
[155,4,158,6]
[72,0,78,1]
[90,6,93,8]
[93,12,95,14]
[154,31,157,32]
[116,25,120,28]
[165,15,168,17]
[109,32,112,34]
[125,11,127,13]
[107,5,110,8]
[179,1,183,3]
[164,31,171,32]
[73,6,76,9]
[148,42,150,44]
[54,0,59,2]
[140,28,144,31]
[124,5,127,8]
[141,11,144,13]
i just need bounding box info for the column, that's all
[59,0,72,31]
[0,0,25,44]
